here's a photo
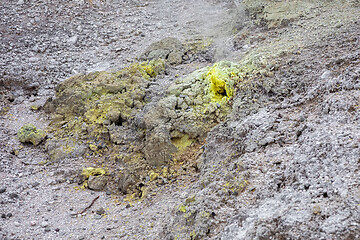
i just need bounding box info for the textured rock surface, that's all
[44,59,245,194]
[17,123,46,146]
[87,175,109,191]
[139,37,215,65]
[140,37,184,65]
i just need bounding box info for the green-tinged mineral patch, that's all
[81,167,106,178]
[80,167,107,190]
[18,123,46,146]
[140,37,214,64]
[44,60,165,160]
[44,60,167,193]
[44,56,264,196]
[171,135,194,151]
[142,61,241,168]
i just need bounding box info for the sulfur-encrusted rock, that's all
[144,60,238,139]
[79,167,108,190]
[44,60,165,161]
[140,37,184,65]
[140,37,214,65]
[18,124,46,146]
[45,138,88,161]
[88,175,109,191]
[44,57,262,195]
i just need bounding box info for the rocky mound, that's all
[43,56,261,197]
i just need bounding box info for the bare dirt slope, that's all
[1,0,360,239]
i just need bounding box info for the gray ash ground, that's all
[1,0,360,239]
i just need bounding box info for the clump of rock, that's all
[139,37,215,65]
[17,123,46,146]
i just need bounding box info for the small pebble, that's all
[0,188,6,194]
[96,207,105,215]
[31,182,40,188]
[14,221,20,227]
[9,193,18,199]
[41,221,49,228]
[30,221,37,226]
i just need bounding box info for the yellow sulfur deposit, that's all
[81,167,106,179]
[171,135,194,151]
[206,62,235,102]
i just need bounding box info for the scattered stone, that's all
[89,144,98,151]
[80,168,106,182]
[41,221,49,228]
[320,70,333,80]
[140,37,183,65]
[0,188,6,194]
[313,205,321,215]
[10,148,19,156]
[87,175,108,191]
[17,124,46,146]
[30,105,40,111]
[149,171,159,182]
[96,207,105,215]
[70,212,77,218]
[67,36,78,45]
[14,96,25,104]
[140,37,213,65]
[7,93,15,102]
[31,182,40,188]
[9,193,18,199]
